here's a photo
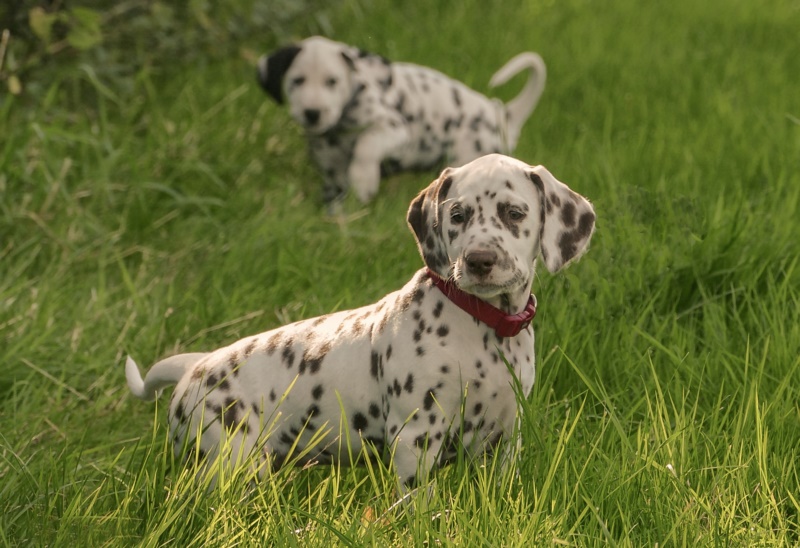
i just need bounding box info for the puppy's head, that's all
[257,36,358,135]
[407,154,595,299]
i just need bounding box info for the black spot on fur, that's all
[558,210,594,265]
[369,403,381,419]
[451,87,462,107]
[312,384,324,400]
[433,301,444,318]
[423,389,436,411]
[279,432,294,445]
[561,201,577,227]
[269,389,276,402]
[443,115,460,133]
[305,404,320,420]
[462,205,475,228]
[222,397,241,428]
[370,351,383,379]
[299,349,325,375]
[404,373,415,393]
[469,114,483,132]
[282,346,295,368]
[496,202,521,238]
[436,325,449,337]
[353,412,368,431]
[440,365,449,374]
[175,401,185,421]
[474,403,483,416]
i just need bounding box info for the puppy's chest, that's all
[384,301,535,396]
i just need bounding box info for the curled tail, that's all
[125,353,208,401]
[489,52,547,151]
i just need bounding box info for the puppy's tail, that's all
[489,52,546,151]
[125,353,208,401]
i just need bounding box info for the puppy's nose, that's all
[303,109,321,125]
[465,250,497,276]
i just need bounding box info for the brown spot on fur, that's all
[266,332,283,355]
[244,338,258,357]
[561,201,577,227]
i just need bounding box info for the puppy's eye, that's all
[450,206,465,224]
[508,208,526,221]
[325,77,338,88]
[290,76,306,87]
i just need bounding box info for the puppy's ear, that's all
[407,168,454,276]
[528,166,595,273]
[340,50,357,71]
[257,45,301,104]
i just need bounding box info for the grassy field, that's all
[2,0,799,544]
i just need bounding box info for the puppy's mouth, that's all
[455,275,523,300]
[302,120,328,134]
[452,263,525,300]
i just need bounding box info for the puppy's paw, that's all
[348,161,381,204]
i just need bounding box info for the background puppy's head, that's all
[258,36,358,134]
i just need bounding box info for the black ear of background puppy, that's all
[257,45,302,104]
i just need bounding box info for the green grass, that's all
[2,0,800,544]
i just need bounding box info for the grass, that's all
[2,0,799,544]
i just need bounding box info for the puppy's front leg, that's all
[348,122,409,203]
[309,134,353,207]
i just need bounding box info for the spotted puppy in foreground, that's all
[257,36,546,206]
[125,153,595,487]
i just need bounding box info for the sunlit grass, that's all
[1,0,799,544]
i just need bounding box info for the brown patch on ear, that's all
[406,168,454,274]
[407,189,429,245]
[257,45,302,104]
[528,166,595,273]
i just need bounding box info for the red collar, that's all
[426,269,537,337]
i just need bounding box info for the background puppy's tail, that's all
[489,52,547,151]
[125,353,208,401]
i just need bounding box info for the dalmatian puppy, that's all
[125,153,595,487]
[257,36,546,206]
